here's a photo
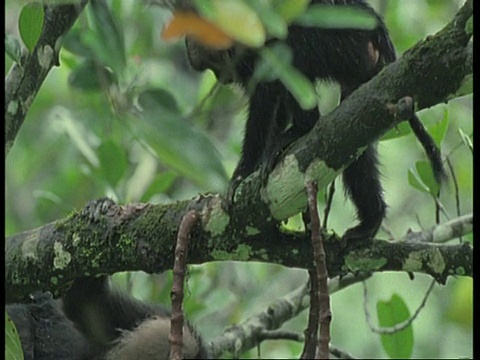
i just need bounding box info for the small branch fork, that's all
[169,210,199,360]
[302,181,332,359]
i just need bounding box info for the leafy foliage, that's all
[19,2,44,52]
[5,313,23,360]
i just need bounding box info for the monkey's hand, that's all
[225,174,244,206]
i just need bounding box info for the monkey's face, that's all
[185,37,256,86]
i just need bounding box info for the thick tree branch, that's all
[5,198,472,303]
[5,1,88,156]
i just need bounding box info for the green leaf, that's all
[194,0,266,47]
[141,171,178,202]
[382,107,448,144]
[428,107,449,145]
[138,88,179,113]
[62,28,96,59]
[243,0,288,39]
[88,0,126,74]
[452,74,473,99]
[97,139,128,187]
[415,160,440,195]
[19,2,44,53]
[407,168,429,194]
[377,294,414,359]
[5,34,22,64]
[446,277,473,329]
[68,60,117,91]
[465,15,473,36]
[380,122,412,141]
[295,4,377,30]
[137,89,227,190]
[5,312,24,360]
[260,46,317,110]
[53,109,100,168]
[273,0,310,23]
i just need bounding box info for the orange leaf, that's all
[161,12,234,50]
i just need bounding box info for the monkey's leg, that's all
[228,82,285,202]
[342,144,386,242]
[259,93,320,186]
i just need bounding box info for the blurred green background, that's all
[5,0,472,358]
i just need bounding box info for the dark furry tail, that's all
[408,114,447,184]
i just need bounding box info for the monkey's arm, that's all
[229,82,287,190]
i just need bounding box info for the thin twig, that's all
[306,181,331,359]
[446,157,462,242]
[258,330,304,342]
[170,209,199,360]
[323,181,336,229]
[300,270,320,359]
[329,345,358,359]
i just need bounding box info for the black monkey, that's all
[184,0,445,241]
[62,276,209,360]
[6,292,96,360]
[6,277,209,360]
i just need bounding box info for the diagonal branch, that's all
[5,1,88,156]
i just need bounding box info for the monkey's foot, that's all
[259,133,300,187]
[226,174,244,206]
[342,222,380,248]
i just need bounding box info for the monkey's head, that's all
[185,37,257,86]
[160,0,270,86]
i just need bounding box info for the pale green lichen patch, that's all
[345,252,387,272]
[204,197,230,236]
[212,244,253,261]
[403,252,423,272]
[53,241,71,270]
[428,248,446,273]
[21,231,40,260]
[305,159,338,186]
[24,94,36,110]
[7,100,18,115]
[246,226,260,236]
[116,234,135,257]
[263,155,308,220]
[456,267,465,276]
[254,248,269,260]
[264,156,340,221]
[72,233,81,246]
[38,45,54,69]
[404,248,445,274]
